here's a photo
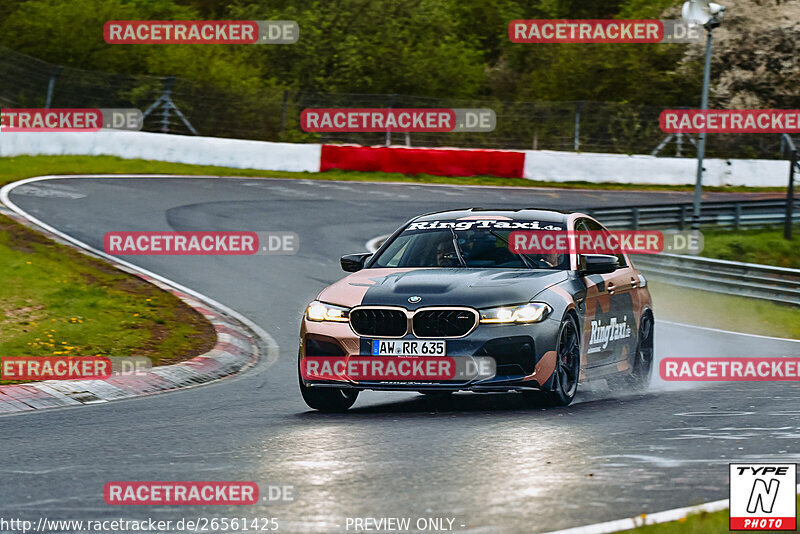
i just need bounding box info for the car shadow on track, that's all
[295,389,656,418]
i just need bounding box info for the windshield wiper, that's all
[448,226,467,267]
[487,229,537,269]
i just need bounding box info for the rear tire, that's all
[627,312,654,391]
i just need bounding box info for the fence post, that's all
[279,90,289,138]
[734,203,741,230]
[44,65,63,109]
[161,76,174,133]
[385,93,397,146]
[786,149,796,240]
[679,205,687,230]
[573,101,584,152]
[631,207,640,230]
[142,75,197,135]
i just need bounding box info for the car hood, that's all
[318,267,568,309]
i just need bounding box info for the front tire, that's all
[525,315,581,407]
[298,362,358,412]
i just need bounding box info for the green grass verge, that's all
[649,280,800,339]
[0,215,215,385]
[0,155,788,192]
[619,496,800,533]
[701,226,800,269]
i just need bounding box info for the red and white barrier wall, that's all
[321,144,789,187]
[0,130,789,187]
[0,131,321,173]
[320,144,525,178]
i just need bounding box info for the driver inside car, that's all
[528,252,562,269]
[435,239,461,267]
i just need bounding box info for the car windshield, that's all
[371,221,569,269]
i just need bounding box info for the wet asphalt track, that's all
[2,176,799,533]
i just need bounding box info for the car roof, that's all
[413,208,571,224]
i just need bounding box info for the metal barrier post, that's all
[161,77,173,133]
[385,93,397,146]
[573,101,584,152]
[142,76,198,135]
[786,148,796,240]
[279,90,289,138]
[44,66,63,109]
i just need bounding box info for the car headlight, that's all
[306,301,350,322]
[479,303,551,324]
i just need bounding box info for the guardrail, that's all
[632,253,800,306]
[780,133,798,239]
[586,198,800,230]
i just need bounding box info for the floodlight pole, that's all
[692,25,714,230]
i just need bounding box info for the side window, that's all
[585,219,627,268]
[572,219,589,267]
[375,234,412,267]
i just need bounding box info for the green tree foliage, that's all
[0,0,700,105]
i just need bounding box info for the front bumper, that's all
[299,316,561,392]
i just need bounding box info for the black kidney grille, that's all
[350,308,407,337]
[413,309,477,338]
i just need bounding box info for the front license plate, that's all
[371,339,446,356]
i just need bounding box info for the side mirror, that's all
[341,253,372,272]
[579,254,618,275]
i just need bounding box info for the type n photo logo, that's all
[730,464,797,530]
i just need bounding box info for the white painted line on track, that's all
[544,485,800,534]
[2,171,740,194]
[0,174,280,374]
[659,320,800,343]
[544,498,729,533]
